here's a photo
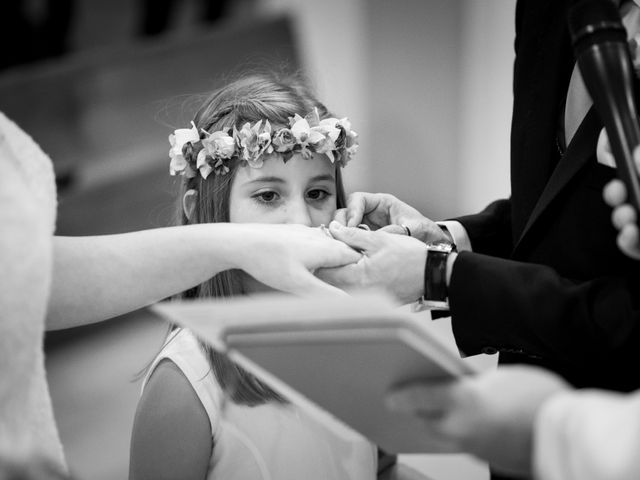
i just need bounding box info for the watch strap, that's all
[422,243,452,310]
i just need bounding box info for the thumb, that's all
[618,223,640,260]
[379,224,407,235]
[286,268,350,297]
[386,381,459,416]
[333,208,348,226]
[329,221,375,252]
[345,193,367,227]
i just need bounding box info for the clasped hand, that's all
[315,192,449,303]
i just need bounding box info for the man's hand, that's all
[316,222,427,304]
[385,365,570,478]
[333,192,449,243]
[598,129,640,259]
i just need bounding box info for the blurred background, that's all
[0,0,514,478]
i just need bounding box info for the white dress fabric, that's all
[0,112,66,470]
[533,389,640,480]
[143,328,378,480]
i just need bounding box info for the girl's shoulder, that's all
[145,328,210,385]
[131,352,214,480]
[142,328,225,431]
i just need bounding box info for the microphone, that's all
[568,0,640,215]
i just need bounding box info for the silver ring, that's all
[401,224,411,237]
[357,224,371,231]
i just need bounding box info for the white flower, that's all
[315,117,341,142]
[202,130,236,159]
[290,115,325,158]
[168,121,199,175]
[237,120,273,167]
[196,149,214,179]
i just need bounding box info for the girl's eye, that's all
[253,191,280,204]
[307,189,331,201]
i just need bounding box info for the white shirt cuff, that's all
[437,221,472,252]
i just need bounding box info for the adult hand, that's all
[385,365,570,478]
[316,222,427,303]
[333,192,449,243]
[598,129,640,259]
[235,223,363,297]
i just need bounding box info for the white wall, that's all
[458,0,514,214]
[261,0,515,219]
[259,0,371,192]
[366,0,515,218]
[367,0,463,218]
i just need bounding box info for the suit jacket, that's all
[449,0,640,391]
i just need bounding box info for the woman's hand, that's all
[234,223,362,296]
[49,223,360,329]
[333,192,449,243]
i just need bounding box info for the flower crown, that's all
[168,108,358,179]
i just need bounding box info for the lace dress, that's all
[0,112,66,471]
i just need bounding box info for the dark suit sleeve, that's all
[449,251,640,380]
[452,198,513,258]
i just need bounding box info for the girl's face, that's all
[228,152,339,294]
[229,152,338,227]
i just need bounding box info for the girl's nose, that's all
[284,199,313,226]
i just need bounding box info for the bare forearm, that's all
[47,224,242,330]
[48,222,360,329]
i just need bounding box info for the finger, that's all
[603,179,627,207]
[328,221,377,252]
[611,204,637,230]
[287,269,350,297]
[618,223,640,260]
[309,227,363,265]
[379,224,407,235]
[329,248,363,267]
[333,208,348,225]
[326,237,366,265]
[345,192,368,227]
[386,381,459,416]
[332,251,363,268]
[315,262,361,287]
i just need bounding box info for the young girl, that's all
[0,109,357,476]
[129,74,377,480]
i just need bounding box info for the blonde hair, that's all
[176,72,347,405]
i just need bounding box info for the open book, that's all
[151,291,478,454]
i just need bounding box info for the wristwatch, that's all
[421,242,454,310]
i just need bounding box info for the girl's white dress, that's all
[0,112,66,471]
[142,328,378,480]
